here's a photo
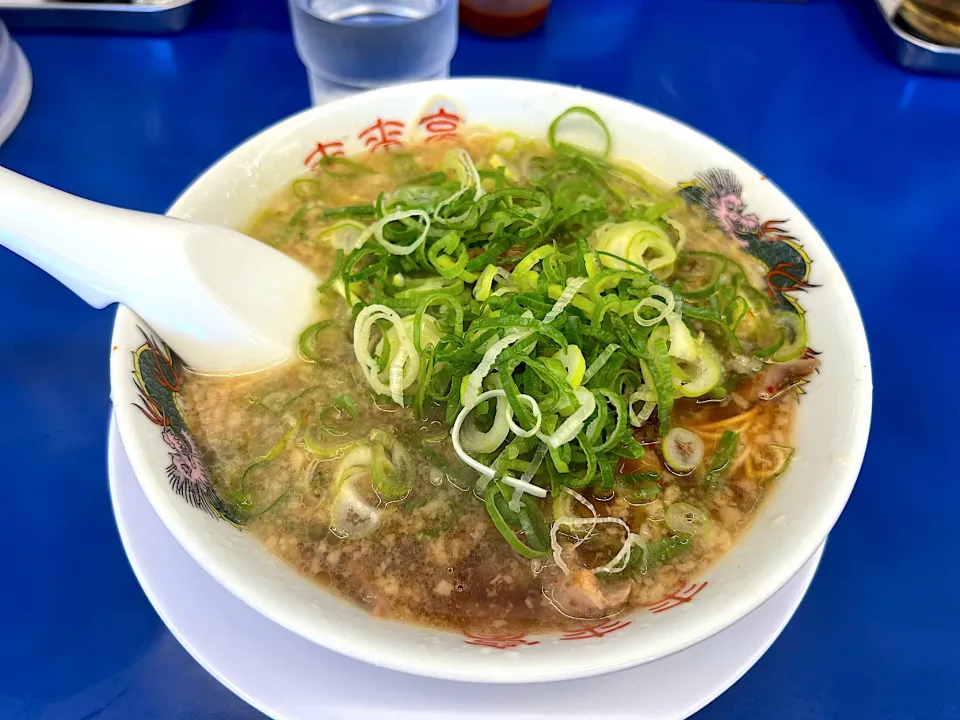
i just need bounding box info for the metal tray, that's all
[870,0,960,74]
[0,0,199,33]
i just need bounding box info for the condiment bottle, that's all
[460,0,551,37]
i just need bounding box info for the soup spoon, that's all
[0,167,319,373]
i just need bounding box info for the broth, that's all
[180,122,813,634]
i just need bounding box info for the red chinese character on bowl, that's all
[359,118,404,152]
[419,107,462,143]
[463,630,539,649]
[646,581,708,614]
[304,141,345,169]
[559,619,631,641]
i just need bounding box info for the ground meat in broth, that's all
[179,135,809,635]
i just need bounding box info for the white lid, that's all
[0,20,31,148]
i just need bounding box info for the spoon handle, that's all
[0,166,177,308]
[0,166,320,373]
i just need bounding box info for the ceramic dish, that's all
[108,78,872,683]
[109,417,827,719]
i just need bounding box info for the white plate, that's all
[0,28,31,147]
[108,416,825,720]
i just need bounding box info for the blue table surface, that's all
[1,0,957,717]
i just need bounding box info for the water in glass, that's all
[289,0,458,103]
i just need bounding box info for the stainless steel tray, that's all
[0,0,199,33]
[870,0,960,74]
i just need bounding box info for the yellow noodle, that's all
[689,405,760,431]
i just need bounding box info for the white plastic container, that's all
[0,20,31,147]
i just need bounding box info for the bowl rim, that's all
[109,77,873,683]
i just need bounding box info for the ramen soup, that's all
[181,108,816,634]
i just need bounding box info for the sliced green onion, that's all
[760,444,795,486]
[395,277,464,298]
[591,221,677,276]
[323,204,376,218]
[469,315,568,349]
[548,105,612,157]
[451,389,547,498]
[427,231,468,278]
[505,393,543,439]
[675,251,726,298]
[292,178,322,199]
[647,331,675,434]
[673,343,721,398]
[289,104,814,563]
[353,304,419,404]
[433,148,485,223]
[461,332,532,409]
[413,294,463,353]
[317,249,345,294]
[769,311,807,362]
[537,387,596,448]
[273,205,307,248]
[642,198,678,221]
[473,264,500,301]
[633,285,675,327]
[644,534,694,569]
[703,430,740,489]
[611,436,645,459]
[317,403,356,437]
[665,502,709,535]
[512,245,555,277]
[555,344,586,388]
[298,320,334,362]
[301,430,360,459]
[353,209,431,256]
[371,441,411,502]
[662,427,704,473]
[622,476,661,504]
[232,422,298,513]
[485,482,550,559]
[319,156,375,178]
[587,388,628,452]
[460,389,511,454]
[544,276,588,323]
[582,343,620,384]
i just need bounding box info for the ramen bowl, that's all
[109,78,871,683]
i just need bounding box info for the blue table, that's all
[0,1,956,717]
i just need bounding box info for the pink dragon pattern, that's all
[679,169,818,312]
[132,330,237,523]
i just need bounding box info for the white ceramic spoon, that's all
[0,167,319,373]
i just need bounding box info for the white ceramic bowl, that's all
[109,78,872,683]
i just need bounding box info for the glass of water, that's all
[288,0,459,105]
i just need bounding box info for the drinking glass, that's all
[288,0,459,105]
